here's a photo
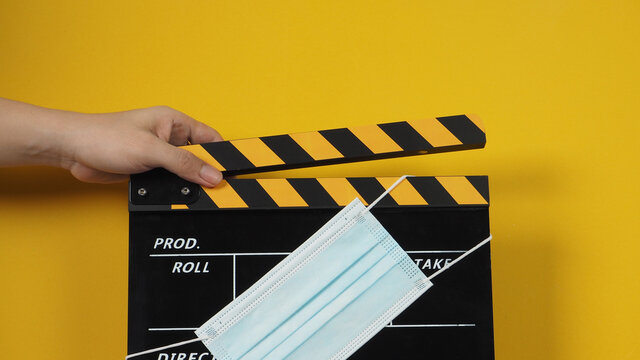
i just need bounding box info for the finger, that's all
[187,120,223,144]
[156,107,223,145]
[147,140,223,187]
[69,163,130,184]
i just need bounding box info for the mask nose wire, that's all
[362,174,492,282]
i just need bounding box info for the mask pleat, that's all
[211,217,380,359]
[285,262,420,360]
[202,200,363,339]
[242,224,395,359]
[263,247,400,359]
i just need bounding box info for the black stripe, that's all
[436,115,486,145]
[188,191,218,210]
[377,122,433,152]
[201,141,255,172]
[287,178,338,207]
[407,177,456,206]
[260,135,315,164]
[319,128,374,157]
[347,178,398,207]
[129,204,172,212]
[465,176,490,204]
[227,179,278,208]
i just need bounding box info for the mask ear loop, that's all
[125,336,213,359]
[427,234,492,281]
[362,175,492,282]
[364,175,411,212]
[360,175,413,214]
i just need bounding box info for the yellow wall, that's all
[1,1,638,358]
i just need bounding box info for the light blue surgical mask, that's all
[195,196,430,360]
[126,176,492,360]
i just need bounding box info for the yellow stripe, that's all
[183,144,226,171]
[436,177,487,205]
[230,138,285,167]
[289,131,343,160]
[349,124,403,154]
[408,118,462,147]
[465,114,485,133]
[202,181,248,208]
[317,178,365,205]
[256,179,308,207]
[377,177,428,205]
[171,204,189,210]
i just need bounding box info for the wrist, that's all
[25,107,83,169]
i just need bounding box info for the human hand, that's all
[0,99,224,187]
[62,106,224,186]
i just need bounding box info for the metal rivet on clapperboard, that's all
[137,188,147,197]
[181,187,191,196]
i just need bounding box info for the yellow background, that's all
[1,1,639,359]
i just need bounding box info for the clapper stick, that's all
[130,115,486,206]
[183,115,486,176]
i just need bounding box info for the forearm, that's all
[0,98,80,168]
[0,98,223,186]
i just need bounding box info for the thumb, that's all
[150,140,223,187]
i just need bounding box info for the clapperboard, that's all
[128,115,494,359]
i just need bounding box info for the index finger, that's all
[162,108,224,145]
[185,118,224,144]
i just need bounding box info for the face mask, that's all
[126,176,492,360]
[196,197,430,360]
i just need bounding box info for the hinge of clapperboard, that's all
[129,114,488,210]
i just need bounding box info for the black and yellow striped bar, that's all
[164,176,489,210]
[184,115,485,176]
